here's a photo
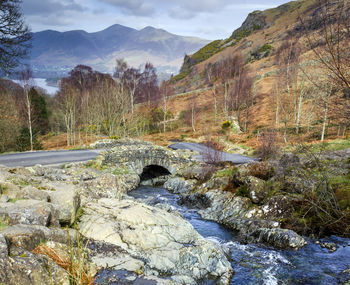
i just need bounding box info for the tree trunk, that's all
[24,85,33,151]
[283,121,288,143]
[163,93,167,133]
[213,86,217,123]
[275,96,280,127]
[295,90,304,134]
[321,98,329,142]
[191,105,196,132]
[224,82,228,117]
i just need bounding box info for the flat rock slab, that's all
[80,198,233,284]
[1,224,77,251]
[0,200,59,227]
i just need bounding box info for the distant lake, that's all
[33,78,59,95]
[12,78,59,96]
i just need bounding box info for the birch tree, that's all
[19,67,34,151]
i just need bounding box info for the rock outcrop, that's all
[80,198,233,284]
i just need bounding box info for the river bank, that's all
[0,139,349,284]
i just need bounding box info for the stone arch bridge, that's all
[97,140,195,178]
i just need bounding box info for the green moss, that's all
[214,167,238,178]
[265,180,283,198]
[230,28,252,41]
[84,160,108,171]
[191,40,224,64]
[330,172,350,210]
[0,221,8,231]
[112,167,130,175]
[7,177,29,187]
[310,139,350,152]
[169,70,189,84]
[235,184,249,197]
[257,43,273,53]
[8,198,27,203]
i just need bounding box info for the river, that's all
[124,186,350,285]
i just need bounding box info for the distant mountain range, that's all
[29,24,210,78]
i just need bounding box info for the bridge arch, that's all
[140,164,171,181]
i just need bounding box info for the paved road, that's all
[0,142,256,168]
[169,142,257,164]
[0,149,102,167]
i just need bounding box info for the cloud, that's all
[99,0,155,16]
[23,0,85,16]
[168,7,195,20]
[166,1,283,19]
[22,0,87,29]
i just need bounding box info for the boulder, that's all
[79,198,233,284]
[245,176,267,204]
[199,190,252,222]
[200,176,232,191]
[179,193,211,209]
[1,224,46,251]
[164,177,196,194]
[198,190,307,250]
[0,250,70,285]
[0,200,59,227]
[46,182,80,225]
[232,164,251,185]
[0,234,8,258]
[262,195,301,219]
[176,165,205,180]
[1,224,77,251]
[14,186,50,202]
[0,182,20,196]
[253,228,307,249]
[83,173,140,199]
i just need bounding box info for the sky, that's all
[22,0,288,40]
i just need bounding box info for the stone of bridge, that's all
[96,139,195,175]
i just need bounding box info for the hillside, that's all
[158,0,349,147]
[29,24,210,78]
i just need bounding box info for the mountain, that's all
[29,24,210,78]
[172,0,308,84]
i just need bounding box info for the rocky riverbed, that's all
[0,139,349,284]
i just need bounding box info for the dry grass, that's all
[41,133,107,150]
[32,231,94,285]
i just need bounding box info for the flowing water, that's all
[128,186,350,285]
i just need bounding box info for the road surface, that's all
[0,142,256,168]
[0,149,102,167]
[169,142,257,164]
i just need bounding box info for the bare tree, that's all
[228,57,254,132]
[202,136,223,165]
[275,38,301,125]
[184,92,198,132]
[300,0,350,91]
[280,91,294,143]
[140,62,159,106]
[56,83,78,146]
[114,59,141,114]
[19,67,34,151]
[0,0,31,74]
[160,80,173,133]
